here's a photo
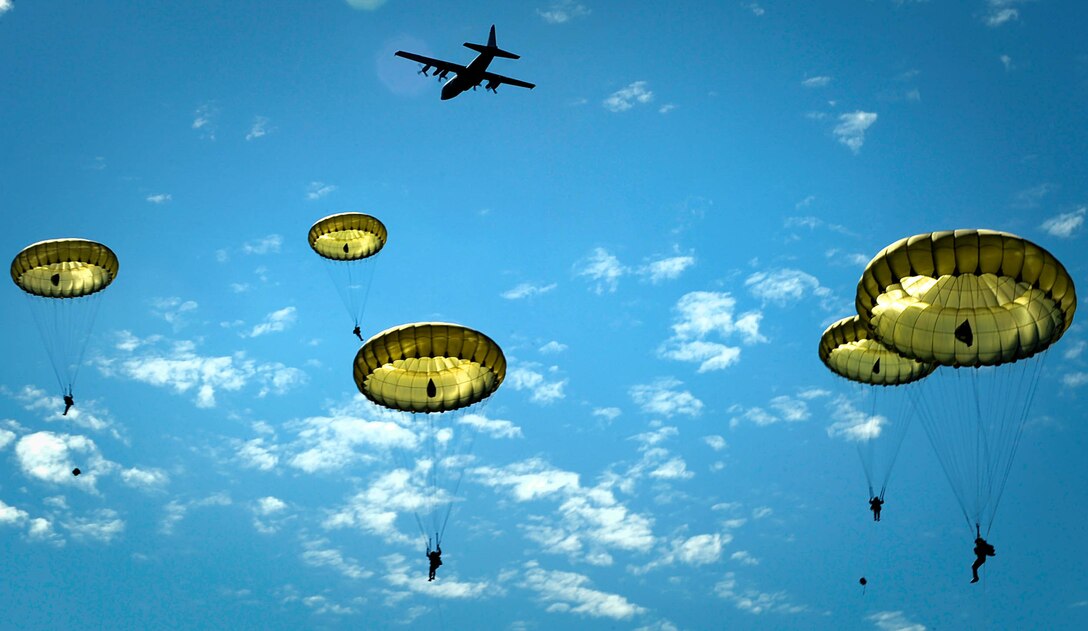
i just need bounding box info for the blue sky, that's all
[2,1,1087,629]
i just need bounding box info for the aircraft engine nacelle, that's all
[437,69,450,82]
[485,80,500,93]
[419,64,431,76]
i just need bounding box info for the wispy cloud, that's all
[575,247,626,293]
[508,363,568,404]
[245,116,272,141]
[520,561,647,619]
[729,390,827,428]
[603,81,654,112]
[539,340,568,354]
[146,193,172,204]
[826,396,887,441]
[1041,207,1085,238]
[306,181,337,200]
[638,255,695,283]
[746,3,765,15]
[715,572,807,615]
[659,291,765,372]
[833,111,878,153]
[984,0,1028,27]
[345,0,387,10]
[537,0,590,23]
[630,377,703,417]
[746,269,833,308]
[242,234,283,255]
[98,332,307,408]
[192,103,218,140]
[802,76,831,88]
[248,306,297,337]
[869,610,927,631]
[502,282,558,300]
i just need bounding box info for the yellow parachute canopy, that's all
[855,230,1076,367]
[819,315,936,386]
[11,239,119,298]
[308,213,387,261]
[355,322,506,413]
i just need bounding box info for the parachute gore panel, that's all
[11,239,119,298]
[819,315,936,385]
[308,213,387,261]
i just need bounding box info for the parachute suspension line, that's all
[857,389,879,499]
[24,293,104,395]
[909,379,974,531]
[985,351,1049,536]
[437,423,479,544]
[878,382,917,501]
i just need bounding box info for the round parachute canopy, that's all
[11,239,119,298]
[355,322,506,414]
[855,230,1076,367]
[819,315,936,386]
[308,213,387,261]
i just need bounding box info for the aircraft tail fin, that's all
[463,25,520,59]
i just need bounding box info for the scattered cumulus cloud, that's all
[520,563,646,619]
[245,116,272,141]
[146,194,172,204]
[1000,54,1014,71]
[247,306,297,337]
[869,610,927,631]
[704,435,727,451]
[715,572,806,615]
[538,0,590,23]
[1041,207,1085,238]
[745,268,833,308]
[242,234,283,255]
[575,248,626,293]
[603,81,654,113]
[192,103,218,140]
[502,282,558,300]
[730,391,825,428]
[638,256,695,283]
[984,0,1025,27]
[802,76,831,88]
[593,407,621,421]
[630,378,703,417]
[539,340,568,354]
[833,111,878,153]
[306,182,337,200]
[0,1,11,16]
[746,3,765,16]
[659,291,765,372]
[1063,372,1088,388]
[826,396,886,441]
[15,431,115,492]
[509,364,568,404]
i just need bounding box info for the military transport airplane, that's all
[395,25,535,100]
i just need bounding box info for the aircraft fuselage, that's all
[441,53,494,100]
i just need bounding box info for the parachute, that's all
[819,315,935,502]
[308,213,387,339]
[354,322,506,545]
[855,229,1076,533]
[11,238,119,402]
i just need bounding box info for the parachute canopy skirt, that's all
[11,239,119,298]
[819,315,936,386]
[308,212,387,261]
[354,322,506,413]
[855,230,1076,367]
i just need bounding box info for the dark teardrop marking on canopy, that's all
[427,378,437,398]
[872,358,881,375]
[343,244,349,254]
[955,319,974,347]
[72,468,81,476]
[51,273,60,286]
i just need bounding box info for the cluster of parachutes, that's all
[819,229,1076,535]
[12,216,506,549]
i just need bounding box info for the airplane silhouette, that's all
[395,25,535,100]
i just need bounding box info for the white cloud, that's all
[14,432,114,492]
[160,493,231,535]
[833,111,878,153]
[0,428,14,450]
[306,181,336,200]
[0,1,11,16]
[508,364,568,404]
[248,306,297,337]
[746,2,765,15]
[245,116,271,141]
[538,0,590,23]
[192,103,217,140]
[151,297,198,327]
[502,282,557,300]
[659,291,766,372]
[650,457,693,480]
[869,610,927,631]
[120,467,169,489]
[802,76,831,88]
[1041,207,1086,238]
[98,333,307,407]
[324,467,435,543]
[238,437,279,470]
[458,412,523,439]
[520,561,647,619]
[593,407,621,421]
[1063,340,1086,361]
[704,435,727,451]
[286,412,418,474]
[0,499,28,525]
[301,538,372,579]
[1000,54,1014,71]
[539,340,568,354]
[630,378,703,417]
[242,234,283,255]
[715,572,806,615]
[146,194,172,204]
[638,256,695,283]
[745,268,832,307]
[575,248,626,293]
[730,393,820,429]
[381,553,491,599]
[256,496,287,515]
[1063,372,1088,388]
[65,509,125,544]
[731,550,760,566]
[603,81,654,113]
[345,0,386,9]
[826,396,887,441]
[984,1,1023,27]
[752,506,773,519]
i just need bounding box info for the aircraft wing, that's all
[480,70,535,90]
[394,51,467,74]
